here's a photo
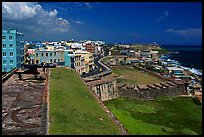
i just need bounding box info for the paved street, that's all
[81,54,108,78]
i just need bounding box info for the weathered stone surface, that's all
[87,75,118,101]
[137,85,149,90]
[154,83,163,88]
[133,85,139,91]
[126,84,135,89]
[167,81,176,86]
[2,68,48,135]
[160,82,170,87]
[118,82,187,100]
[147,84,156,89]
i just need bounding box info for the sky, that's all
[2,2,202,45]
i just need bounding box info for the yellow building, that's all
[74,54,85,74]
[75,50,95,73]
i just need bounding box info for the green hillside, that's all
[105,96,202,135]
[49,67,121,135]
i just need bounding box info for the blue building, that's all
[2,29,24,72]
[64,50,75,68]
[35,49,64,65]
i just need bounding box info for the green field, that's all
[111,65,165,85]
[49,67,121,135]
[104,96,202,135]
[102,56,113,62]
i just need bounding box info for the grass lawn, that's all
[111,65,165,85]
[102,56,113,62]
[49,67,121,135]
[104,96,202,135]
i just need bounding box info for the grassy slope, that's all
[102,56,113,62]
[112,65,165,85]
[49,67,121,135]
[105,96,202,135]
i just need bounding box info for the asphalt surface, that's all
[81,54,108,78]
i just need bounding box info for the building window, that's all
[3,44,6,48]
[3,60,6,64]
[2,36,6,39]
[10,52,13,56]
[58,59,60,62]
[41,53,44,57]
[54,59,56,62]
[54,52,56,56]
[36,60,39,64]
[4,68,7,72]
[36,53,38,57]
[46,53,48,56]
[10,60,13,64]
[50,59,52,63]
[9,36,12,40]
[9,44,13,48]
[50,53,52,56]
[3,52,6,56]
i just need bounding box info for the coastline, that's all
[160,52,202,77]
[159,45,202,76]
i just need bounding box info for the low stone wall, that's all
[118,81,187,100]
[2,68,17,83]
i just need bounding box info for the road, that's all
[81,54,108,78]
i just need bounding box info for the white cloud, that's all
[3,2,37,20]
[74,2,94,9]
[84,2,93,8]
[164,11,169,17]
[2,2,70,33]
[165,28,202,38]
[75,20,85,25]
[49,9,58,17]
[155,11,169,22]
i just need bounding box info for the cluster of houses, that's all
[2,29,202,97]
[2,29,107,75]
[106,44,202,96]
[25,40,106,74]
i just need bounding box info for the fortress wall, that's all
[118,81,187,100]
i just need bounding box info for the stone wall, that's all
[87,76,118,101]
[118,81,187,100]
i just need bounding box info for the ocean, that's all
[160,45,202,71]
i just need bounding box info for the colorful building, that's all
[2,29,24,72]
[74,54,85,74]
[64,50,75,68]
[166,67,184,76]
[75,50,95,72]
[85,43,95,54]
[34,46,64,65]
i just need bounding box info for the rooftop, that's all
[2,68,48,135]
[86,75,115,86]
[167,67,184,71]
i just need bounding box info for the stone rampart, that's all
[118,81,187,100]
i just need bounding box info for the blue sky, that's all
[2,2,202,45]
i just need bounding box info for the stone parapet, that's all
[118,81,187,100]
